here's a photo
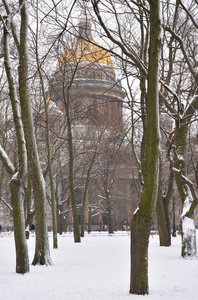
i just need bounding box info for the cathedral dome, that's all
[57,38,114,68]
[57,17,113,68]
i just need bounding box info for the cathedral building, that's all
[47,16,138,231]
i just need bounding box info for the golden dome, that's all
[57,38,114,68]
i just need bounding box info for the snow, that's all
[182,216,196,257]
[181,187,193,217]
[1,231,198,300]
[133,206,139,215]
[182,216,195,231]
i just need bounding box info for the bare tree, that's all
[88,0,161,294]
[0,14,29,273]
[162,0,198,257]
[2,0,52,266]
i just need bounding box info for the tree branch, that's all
[0,145,16,176]
[163,25,198,84]
[0,196,13,210]
[179,0,198,29]
[91,0,148,75]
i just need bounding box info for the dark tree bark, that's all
[81,152,97,237]
[10,178,29,273]
[2,15,29,274]
[130,0,161,294]
[156,192,171,246]
[88,209,92,233]
[18,0,52,265]
[64,91,81,243]
[106,194,114,234]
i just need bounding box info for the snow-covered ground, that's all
[0,231,198,300]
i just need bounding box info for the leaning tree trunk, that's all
[130,0,161,295]
[18,0,52,265]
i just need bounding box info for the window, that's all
[99,72,103,80]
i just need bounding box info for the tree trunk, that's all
[34,12,58,248]
[156,159,172,246]
[174,110,197,257]
[181,212,196,257]
[176,170,197,257]
[67,128,81,241]
[67,125,81,243]
[81,154,96,237]
[130,213,152,294]
[63,81,80,242]
[10,178,29,274]
[88,210,92,233]
[24,174,34,240]
[3,14,29,273]
[156,192,171,246]
[18,0,52,265]
[195,160,198,188]
[81,176,89,237]
[106,196,114,234]
[130,0,161,294]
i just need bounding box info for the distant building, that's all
[47,16,138,231]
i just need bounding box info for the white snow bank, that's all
[0,231,198,300]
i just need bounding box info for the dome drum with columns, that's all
[50,16,125,128]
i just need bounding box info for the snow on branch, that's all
[172,167,198,204]
[183,90,198,122]
[0,197,13,210]
[172,166,198,218]
[0,145,15,176]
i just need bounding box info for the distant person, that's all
[0,225,1,233]
[31,224,35,232]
